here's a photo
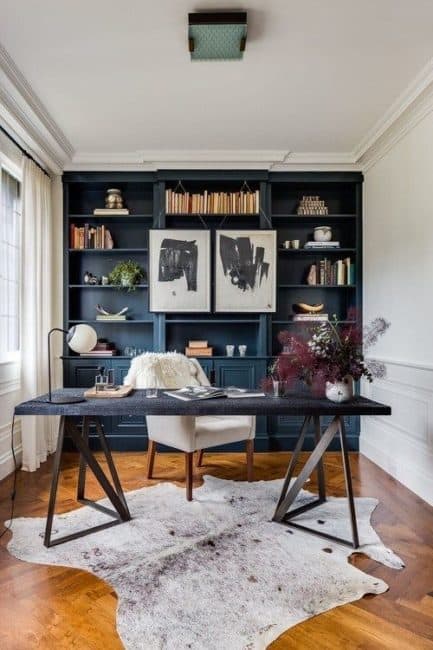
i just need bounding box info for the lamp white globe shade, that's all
[66,324,97,354]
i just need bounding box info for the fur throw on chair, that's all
[123,352,210,389]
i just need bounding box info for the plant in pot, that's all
[108,260,145,292]
[268,314,390,402]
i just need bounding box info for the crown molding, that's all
[354,58,433,172]
[0,43,73,174]
[66,149,360,171]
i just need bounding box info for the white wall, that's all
[362,110,433,505]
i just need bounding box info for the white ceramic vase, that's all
[325,375,354,403]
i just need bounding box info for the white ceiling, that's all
[0,0,433,166]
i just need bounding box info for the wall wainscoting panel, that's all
[361,358,433,505]
[0,419,22,481]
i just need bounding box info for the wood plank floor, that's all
[1,451,433,649]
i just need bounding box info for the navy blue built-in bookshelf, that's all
[62,170,363,451]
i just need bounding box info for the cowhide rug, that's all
[7,477,404,650]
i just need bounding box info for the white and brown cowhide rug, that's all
[7,476,404,649]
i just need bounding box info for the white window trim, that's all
[0,150,22,373]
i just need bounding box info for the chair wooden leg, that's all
[146,440,156,479]
[196,449,204,467]
[246,439,254,482]
[185,452,194,501]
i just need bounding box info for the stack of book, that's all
[80,339,118,357]
[307,257,354,286]
[93,208,129,215]
[304,241,340,249]
[96,313,128,321]
[297,195,329,215]
[70,223,114,249]
[185,340,213,357]
[293,313,329,322]
[165,189,260,215]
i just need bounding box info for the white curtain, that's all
[20,158,58,471]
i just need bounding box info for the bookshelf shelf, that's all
[278,248,356,254]
[68,248,148,253]
[63,170,362,452]
[69,284,148,288]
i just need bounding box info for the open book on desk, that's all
[164,386,266,401]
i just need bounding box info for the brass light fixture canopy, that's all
[188,12,247,60]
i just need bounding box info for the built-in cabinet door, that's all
[111,360,147,438]
[197,359,214,383]
[213,359,267,438]
[64,358,112,435]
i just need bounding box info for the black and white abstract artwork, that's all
[215,230,276,312]
[149,230,210,312]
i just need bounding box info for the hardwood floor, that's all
[1,451,433,649]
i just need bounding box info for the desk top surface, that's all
[15,388,391,417]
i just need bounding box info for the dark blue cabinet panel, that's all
[111,360,147,437]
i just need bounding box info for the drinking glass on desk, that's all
[146,387,158,398]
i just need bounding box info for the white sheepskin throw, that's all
[7,477,404,650]
[123,352,210,389]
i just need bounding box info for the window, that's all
[0,166,21,362]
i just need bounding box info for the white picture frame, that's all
[215,230,277,312]
[149,229,211,312]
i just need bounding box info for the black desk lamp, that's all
[48,324,97,404]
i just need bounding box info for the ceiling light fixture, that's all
[188,12,247,61]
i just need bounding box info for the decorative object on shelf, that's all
[96,305,129,321]
[307,264,317,285]
[314,225,332,242]
[101,275,109,285]
[291,239,300,249]
[106,188,123,209]
[47,324,97,403]
[215,230,276,312]
[272,315,390,401]
[297,195,329,215]
[226,345,235,357]
[88,273,99,285]
[283,240,291,249]
[293,302,324,314]
[149,229,211,312]
[108,259,145,291]
[238,344,247,357]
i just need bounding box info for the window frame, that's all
[0,151,22,367]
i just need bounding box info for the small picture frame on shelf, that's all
[215,230,277,312]
[149,229,211,312]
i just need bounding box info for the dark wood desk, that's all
[15,389,390,548]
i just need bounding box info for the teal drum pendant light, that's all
[188,12,247,61]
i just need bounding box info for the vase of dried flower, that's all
[325,375,354,403]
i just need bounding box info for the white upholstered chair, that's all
[123,352,255,500]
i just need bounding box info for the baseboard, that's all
[361,359,433,506]
[0,419,22,481]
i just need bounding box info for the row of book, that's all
[70,223,114,249]
[308,257,355,286]
[165,189,260,215]
[79,339,118,356]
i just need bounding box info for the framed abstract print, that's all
[149,229,211,312]
[215,230,277,312]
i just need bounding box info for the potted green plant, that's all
[108,259,145,291]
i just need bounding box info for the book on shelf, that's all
[292,314,329,322]
[96,314,128,321]
[308,257,354,286]
[165,188,260,215]
[93,208,129,215]
[304,241,340,249]
[188,340,208,348]
[70,223,114,249]
[185,346,213,357]
[80,351,118,356]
